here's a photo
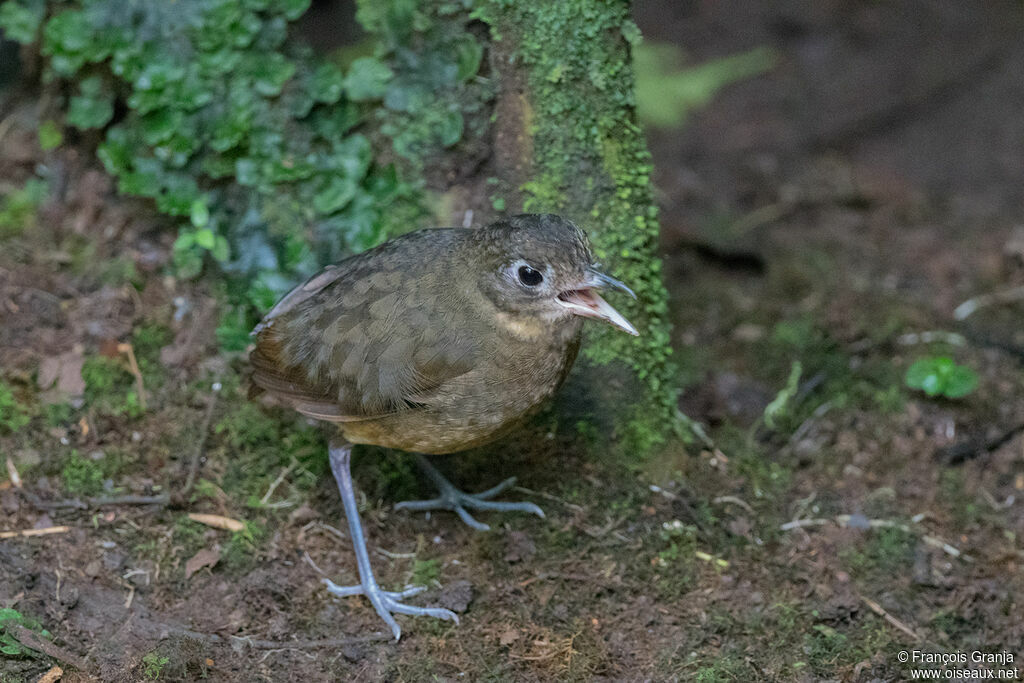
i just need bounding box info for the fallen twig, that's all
[259,458,296,506]
[36,664,64,683]
[780,515,969,560]
[0,526,71,539]
[151,622,390,649]
[179,381,222,503]
[8,624,89,671]
[187,513,244,532]
[954,284,1024,320]
[712,495,755,514]
[935,421,1024,464]
[19,489,168,510]
[897,331,967,346]
[695,550,729,568]
[512,486,585,513]
[116,342,146,412]
[861,595,922,641]
[5,457,22,489]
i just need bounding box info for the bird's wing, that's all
[249,230,479,422]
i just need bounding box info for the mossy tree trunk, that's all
[476,1,677,452]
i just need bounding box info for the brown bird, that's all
[249,213,637,639]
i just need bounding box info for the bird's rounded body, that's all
[249,214,637,639]
[250,221,585,454]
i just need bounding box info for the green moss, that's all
[222,520,267,571]
[410,558,440,586]
[0,381,32,434]
[170,516,207,561]
[803,624,850,674]
[475,0,678,451]
[0,178,48,239]
[693,651,754,682]
[82,356,144,419]
[61,452,106,496]
[840,527,915,577]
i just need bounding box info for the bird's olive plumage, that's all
[250,214,610,454]
[249,213,637,639]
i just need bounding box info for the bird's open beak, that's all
[554,268,639,336]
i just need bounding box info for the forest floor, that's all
[3,0,1024,681]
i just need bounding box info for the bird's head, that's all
[474,214,638,336]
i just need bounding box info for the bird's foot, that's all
[395,456,545,531]
[322,578,457,640]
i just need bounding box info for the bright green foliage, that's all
[0,608,51,658]
[905,356,978,399]
[357,0,493,169]
[0,0,487,319]
[0,381,31,434]
[634,43,775,128]
[474,0,678,448]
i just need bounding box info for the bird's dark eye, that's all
[517,265,543,287]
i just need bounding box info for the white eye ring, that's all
[503,259,550,290]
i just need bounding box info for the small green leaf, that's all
[140,109,182,145]
[455,38,484,82]
[174,231,195,249]
[253,53,296,97]
[310,63,346,104]
[211,235,230,262]
[189,200,210,229]
[67,76,114,129]
[195,228,216,250]
[279,0,312,21]
[344,57,393,101]
[438,110,464,147]
[37,120,63,150]
[920,373,942,397]
[905,356,978,399]
[313,176,357,214]
[0,1,44,44]
[904,358,935,391]
[944,365,979,399]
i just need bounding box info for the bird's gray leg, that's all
[322,441,458,640]
[394,453,545,531]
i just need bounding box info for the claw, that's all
[395,455,546,531]
[327,441,459,640]
[323,578,457,640]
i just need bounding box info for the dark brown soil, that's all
[3,1,1024,681]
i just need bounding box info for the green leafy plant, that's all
[0,0,489,327]
[142,651,170,680]
[634,42,776,129]
[0,608,51,658]
[905,356,978,399]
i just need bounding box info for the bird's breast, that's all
[339,326,582,454]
